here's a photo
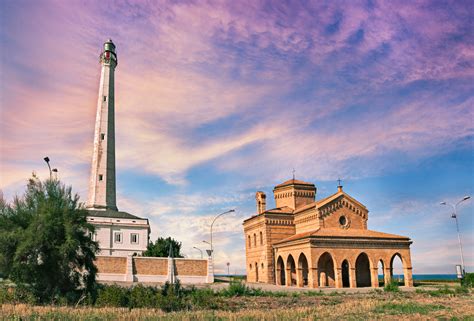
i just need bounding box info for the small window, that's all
[114,232,122,243]
[99,174,103,181]
[131,233,139,244]
[248,235,251,248]
[101,133,105,140]
[253,233,257,247]
[88,231,95,241]
[260,231,263,245]
[103,96,107,102]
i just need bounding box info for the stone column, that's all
[286,267,292,287]
[371,267,379,288]
[297,267,303,287]
[384,267,392,285]
[349,267,357,288]
[404,267,413,287]
[308,268,318,288]
[335,267,343,288]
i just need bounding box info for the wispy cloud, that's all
[1,0,472,273]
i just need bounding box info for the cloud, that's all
[1,0,473,274]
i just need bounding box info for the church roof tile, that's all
[274,228,409,244]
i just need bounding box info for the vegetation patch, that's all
[374,302,446,315]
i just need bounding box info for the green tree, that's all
[0,175,98,303]
[143,237,184,258]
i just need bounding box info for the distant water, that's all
[383,274,458,280]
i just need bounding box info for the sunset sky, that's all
[1,0,473,275]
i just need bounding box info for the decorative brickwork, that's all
[95,256,212,284]
[243,180,414,289]
[95,256,127,274]
[175,259,207,276]
[134,257,168,275]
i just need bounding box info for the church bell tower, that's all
[87,39,118,211]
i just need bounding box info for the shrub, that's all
[384,280,399,292]
[95,284,129,307]
[462,273,474,288]
[157,280,188,312]
[129,284,158,308]
[222,280,251,297]
[189,287,219,309]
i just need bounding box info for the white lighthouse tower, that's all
[86,40,150,256]
[87,39,118,210]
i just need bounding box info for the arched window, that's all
[248,235,251,248]
[253,233,257,246]
[260,231,263,245]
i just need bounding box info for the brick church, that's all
[243,179,413,288]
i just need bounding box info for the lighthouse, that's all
[87,39,118,211]
[86,40,150,256]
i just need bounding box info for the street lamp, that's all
[193,246,203,259]
[205,209,235,275]
[440,196,471,276]
[43,157,58,179]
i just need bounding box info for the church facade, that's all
[243,179,413,288]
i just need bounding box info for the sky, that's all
[0,0,473,275]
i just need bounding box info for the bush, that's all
[222,280,251,297]
[95,285,129,307]
[129,284,158,308]
[462,273,474,288]
[384,280,399,292]
[188,287,219,309]
[157,280,188,312]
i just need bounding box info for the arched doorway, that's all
[341,260,350,288]
[390,253,405,286]
[378,260,384,286]
[277,256,285,285]
[287,255,297,286]
[355,253,371,287]
[255,262,259,282]
[298,253,309,287]
[317,252,335,287]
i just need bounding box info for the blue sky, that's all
[0,0,473,274]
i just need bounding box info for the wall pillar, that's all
[167,257,175,283]
[335,267,343,288]
[404,267,413,287]
[286,267,292,287]
[384,267,392,285]
[308,268,318,288]
[125,255,134,282]
[349,267,357,288]
[206,256,214,283]
[371,268,379,288]
[297,268,303,287]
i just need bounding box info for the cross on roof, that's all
[292,168,295,180]
[337,178,342,186]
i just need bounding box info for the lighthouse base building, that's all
[243,179,413,288]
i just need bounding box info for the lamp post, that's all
[206,209,235,275]
[193,246,203,259]
[43,157,58,179]
[440,196,471,276]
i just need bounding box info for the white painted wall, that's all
[88,216,149,256]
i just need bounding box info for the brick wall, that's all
[175,259,207,276]
[134,257,168,275]
[96,256,127,274]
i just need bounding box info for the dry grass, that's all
[1,290,473,320]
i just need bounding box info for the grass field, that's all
[1,281,472,320]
